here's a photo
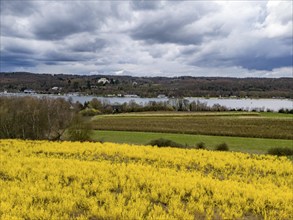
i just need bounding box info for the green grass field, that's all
[91,130,293,154]
[92,112,293,139]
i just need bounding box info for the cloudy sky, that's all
[0,0,292,77]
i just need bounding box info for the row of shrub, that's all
[147,138,293,156]
[147,138,229,151]
[267,147,293,156]
[195,141,229,151]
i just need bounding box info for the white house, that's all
[98,78,110,84]
[23,89,36,94]
[51,86,61,91]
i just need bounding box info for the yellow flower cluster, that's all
[0,139,292,219]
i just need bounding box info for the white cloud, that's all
[258,1,293,38]
[0,0,292,77]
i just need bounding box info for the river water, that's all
[1,93,292,111]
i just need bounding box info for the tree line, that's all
[76,98,293,116]
[78,98,229,116]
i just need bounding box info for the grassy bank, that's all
[92,112,293,139]
[91,130,293,154]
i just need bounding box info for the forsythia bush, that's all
[0,140,292,220]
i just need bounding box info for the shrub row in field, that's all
[148,138,230,151]
[148,139,292,156]
[267,147,293,156]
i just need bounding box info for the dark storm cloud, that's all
[236,38,292,70]
[186,34,293,71]
[0,51,37,70]
[3,44,35,55]
[236,55,293,71]
[189,54,293,71]
[68,38,108,53]
[32,20,93,41]
[130,2,220,45]
[0,37,39,70]
[131,19,203,45]
[131,0,162,11]
[0,1,36,17]
[41,51,93,63]
[31,3,105,40]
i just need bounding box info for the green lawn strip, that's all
[94,111,293,119]
[93,111,262,118]
[259,112,293,118]
[91,130,293,154]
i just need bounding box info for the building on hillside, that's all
[51,86,61,91]
[124,94,139,98]
[98,78,110,84]
[23,89,36,94]
[157,94,167,98]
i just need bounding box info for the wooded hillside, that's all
[1,72,292,98]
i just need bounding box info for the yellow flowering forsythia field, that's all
[0,140,292,220]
